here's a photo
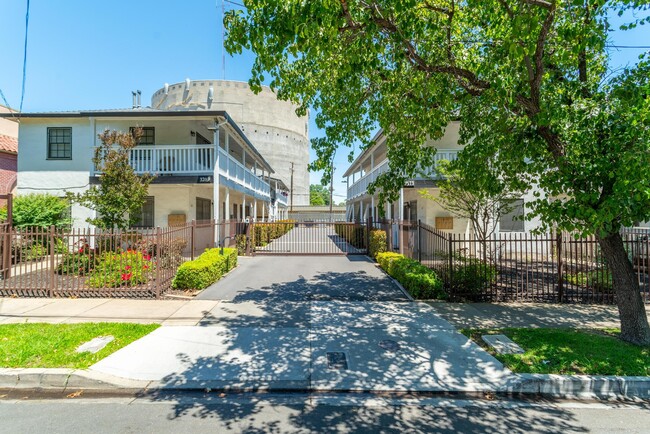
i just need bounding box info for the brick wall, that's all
[0,152,17,207]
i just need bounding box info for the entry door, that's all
[196,197,212,221]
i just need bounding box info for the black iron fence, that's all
[371,219,649,304]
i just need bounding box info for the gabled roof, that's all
[0,134,18,154]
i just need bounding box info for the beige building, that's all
[343,122,540,236]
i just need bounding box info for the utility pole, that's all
[290,162,294,212]
[329,162,334,218]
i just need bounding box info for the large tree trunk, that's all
[598,232,650,346]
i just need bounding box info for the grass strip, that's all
[462,328,650,376]
[0,322,159,369]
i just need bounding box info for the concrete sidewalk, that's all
[430,301,650,329]
[3,297,647,329]
[0,298,219,326]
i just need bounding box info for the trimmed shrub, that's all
[235,234,248,255]
[172,248,238,290]
[376,252,404,273]
[376,252,445,300]
[445,259,498,296]
[57,252,96,276]
[88,250,153,288]
[0,194,71,228]
[369,230,387,260]
[567,269,613,293]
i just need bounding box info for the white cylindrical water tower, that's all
[151,80,310,206]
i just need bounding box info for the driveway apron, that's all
[91,256,511,392]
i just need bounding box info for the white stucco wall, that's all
[151,80,310,206]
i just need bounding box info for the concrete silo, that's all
[151,79,310,206]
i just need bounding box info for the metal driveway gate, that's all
[251,221,367,255]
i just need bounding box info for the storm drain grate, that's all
[326,352,348,370]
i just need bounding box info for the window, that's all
[129,127,155,145]
[500,199,525,232]
[47,127,72,159]
[196,197,211,221]
[132,196,155,228]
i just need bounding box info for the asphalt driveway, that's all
[196,255,408,302]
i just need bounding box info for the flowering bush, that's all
[88,250,153,288]
[57,239,96,276]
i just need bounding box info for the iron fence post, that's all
[190,220,196,261]
[2,222,11,279]
[366,216,371,254]
[155,226,161,299]
[418,219,422,263]
[246,221,252,256]
[556,231,564,303]
[49,225,56,297]
[448,233,454,293]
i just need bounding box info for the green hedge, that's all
[172,248,237,290]
[376,252,446,300]
[252,220,294,247]
[443,259,498,296]
[334,223,366,248]
[369,230,387,259]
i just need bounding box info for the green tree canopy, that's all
[226,1,650,344]
[310,184,330,206]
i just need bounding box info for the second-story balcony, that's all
[347,149,460,200]
[92,144,274,202]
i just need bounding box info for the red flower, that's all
[125,265,132,270]
[78,247,85,253]
[121,273,132,281]
[143,255,151,261]
[143,265,149,270]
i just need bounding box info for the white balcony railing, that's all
[346,149,459,200]
[217,148,270,199]
[127,144,215,175]
[92,144,274,201]
[276,191,288,206]
[347,159,390,200]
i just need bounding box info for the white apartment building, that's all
[7,108,289,230]
[343,122,542,235]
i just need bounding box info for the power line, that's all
[224,0,244,8]
[606,45,650,49]
[19,0,30,113]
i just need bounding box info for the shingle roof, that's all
[0,134,17,154]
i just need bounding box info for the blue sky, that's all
[0,1,648,202]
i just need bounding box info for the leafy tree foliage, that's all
[0,194,71,228]
[69,129,153,230]
[226,1,650,344]
[421,158,520,260]
[310,184,330,206]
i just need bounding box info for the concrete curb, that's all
[1,368,648,400]
[501,374,650,400]
[373,263,415,302]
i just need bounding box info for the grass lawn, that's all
[0,323,159,369]
[463,328,650,376]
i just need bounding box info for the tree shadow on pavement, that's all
[141,270,587,432]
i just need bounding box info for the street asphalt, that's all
[2,393,649,433]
